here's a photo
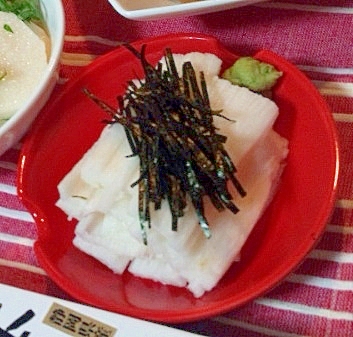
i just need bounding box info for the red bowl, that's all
[17,33,339,323]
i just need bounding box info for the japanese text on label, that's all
[43,303,116,337]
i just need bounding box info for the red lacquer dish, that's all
[17,33,339,323]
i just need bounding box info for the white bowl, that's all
[0,0,65,157]
[107,0,265,20]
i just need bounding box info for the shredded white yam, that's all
[56,52,289,297]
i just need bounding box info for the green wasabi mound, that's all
[222,56,282,92]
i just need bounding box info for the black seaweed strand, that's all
[83,45,246,244]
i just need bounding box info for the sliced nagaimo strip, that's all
[0,12,47,119]
[73,212,146,273]
[160,52,223,79]
[79,122,128,188]
[80,131,139,215]
[56,123,139,219]
[55,160,95,221]
[209,77,279,164]
[128,255,188,288]
[56,124,120,219]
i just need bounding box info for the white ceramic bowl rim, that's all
[108,0,265,20]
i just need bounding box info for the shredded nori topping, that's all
[83,44,246,244]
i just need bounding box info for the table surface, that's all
[1,1,353,336]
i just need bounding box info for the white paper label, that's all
[0,284,204,337]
